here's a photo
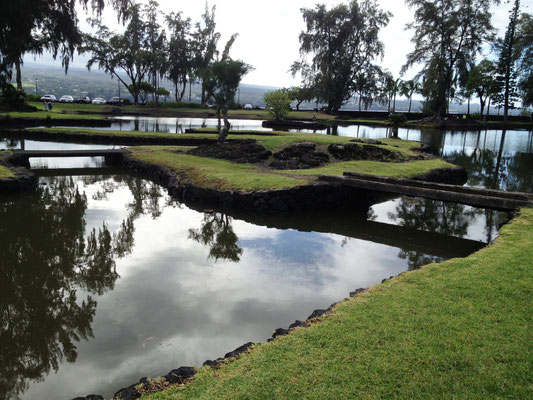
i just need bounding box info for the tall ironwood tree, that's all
[402,0,499,118]
[291,0,391,113]
[0,0,130,90]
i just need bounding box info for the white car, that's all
[59,95,74,103]
[92,97,107,105]
[40,94,56,102]
[244,103,253,110]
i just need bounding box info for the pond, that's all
[0,122,530,399]
[0,173,509,400]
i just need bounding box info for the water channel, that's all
[1,121,531,399]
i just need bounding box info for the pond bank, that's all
[72,207,532,400]
[135,207,531,400]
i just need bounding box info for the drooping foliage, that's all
[402,0,499,117]
[292,0,391,113]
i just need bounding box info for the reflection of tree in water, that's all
[189,212,243,262]
[0,177,135,399]
[89,175,179,219]
[388,197,475,270]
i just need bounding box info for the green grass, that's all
[26,128,448,190]
[0,165,15,179]
[144,208,533,400]
[129,147,308,190]
[283,158,454,179]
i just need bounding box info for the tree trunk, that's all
[392,93,396,113]
[358,95,362,112]
[15,59,22,91]
[179,77,187,102]
[408,96,412,113]
[174,81,179,102]
[218,106,231,144]
[487,98,491,117]
[479,95,485,116]
[467,98,470,116]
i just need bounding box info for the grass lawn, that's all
[143,207,533,400]
[20,128,455,190]
[0,165,15,178]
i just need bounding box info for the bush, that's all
[471,112,481,120]
[387,113,407,125]
[264,90,291,121]
[0,84,25,110]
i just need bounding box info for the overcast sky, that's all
[25,0,531,88]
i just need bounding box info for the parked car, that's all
[59,95,74,103]
[243,103,253,110]
[40,94,56,102]
[107,97,129,106]
[92,97,107,105]
[75,96,91,104]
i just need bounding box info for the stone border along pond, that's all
[0,137,468,400]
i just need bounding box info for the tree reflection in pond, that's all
[385,196,508,270]
[189,212,243,262]
[0,177,135,399]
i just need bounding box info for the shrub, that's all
[263,89,291,121]
[387,113,407,125]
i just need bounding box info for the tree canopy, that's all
[292,0,390,113]
[402,0,499,117]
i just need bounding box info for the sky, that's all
[24,0,532,88]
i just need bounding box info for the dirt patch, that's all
[187,140,272,164]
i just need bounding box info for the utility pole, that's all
[118,80,121,98]
[237,88,240,106]
[189,79,192,103]
[35,79,38,95]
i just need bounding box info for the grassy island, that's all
[21,127,454,191]
[142,207,532,400]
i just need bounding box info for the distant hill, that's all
[18,63,522,115]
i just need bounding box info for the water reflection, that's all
[0,177,132,399]
[0,173,512,399]
[189,212,243,262]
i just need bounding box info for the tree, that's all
[156,87,170,102]
[287,86,316,111]
[402,0,498,118]
[494,0,522,120]
[128,81,154,104]
[291,0,391,113]
[0,0,130,92]
[264,89,292,120]
[516,12,533,107]
[381,72,402,112]
[465,59,496,116]
[166,12,194,102]
[354,66,380,111]
[193,2,221,105]
[204,57,252,144]
[400,78,420,113]
[83,3,151,105]
[143,0,166,107]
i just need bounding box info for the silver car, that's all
[59,95,74,103]
[92,97,107,105]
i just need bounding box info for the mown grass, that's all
[0,165,15,179]
[144,208,533,400]
[25,128,448,190]
[129,146,309,190]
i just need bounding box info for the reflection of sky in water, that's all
[19,175,481,400]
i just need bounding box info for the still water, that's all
[0,122,530,399]
[0,173,508,400]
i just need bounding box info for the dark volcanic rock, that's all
[164,366,196,384]
[113,385,141,400]
[203,358,225,368]
[307,309,328,320]
[224,342,254,359]
[271,328,290,339]
[328,143,404,162]
[270,143,330,170]
[187,140,272,163]
[289,320,308,329]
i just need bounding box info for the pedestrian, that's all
[43,101,47,111]
[47,101,52,111]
